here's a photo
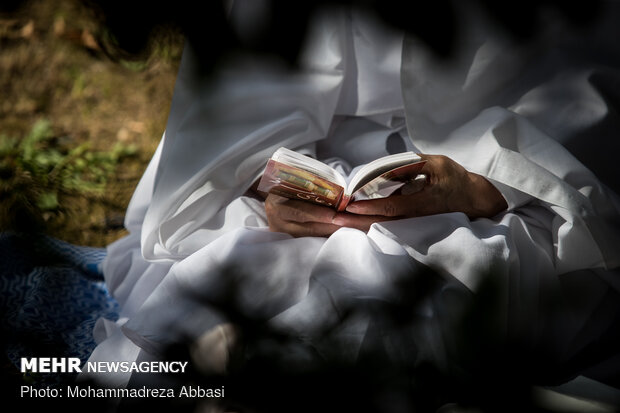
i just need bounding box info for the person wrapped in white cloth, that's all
[82,2,620,410]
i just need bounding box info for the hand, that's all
[264,193,390,237]
[345,154,508,220]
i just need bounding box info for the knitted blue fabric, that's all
[0,233,119,387]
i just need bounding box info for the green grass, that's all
[0,119,136,233]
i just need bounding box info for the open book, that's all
[257,147,427,211]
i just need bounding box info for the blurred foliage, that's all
[160,265,620,413]
[29,263,613,413]
[79,0,604,79]
[0,119,136,233]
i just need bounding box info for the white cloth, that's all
[83,4,620,393]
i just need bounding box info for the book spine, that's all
[336,194,350,212]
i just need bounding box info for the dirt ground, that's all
[0,0,183,247]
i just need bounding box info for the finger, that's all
[416,154,446,186]
[345,196,408,217]
[276,199,338,224]
[332,212,394,231]
[271,220,342,238]
[401,174,427,195]
[346,191,447,217]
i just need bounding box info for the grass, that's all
[0,0,183,246]
[0,118,137,230]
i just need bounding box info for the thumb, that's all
[347,188,442,217]
[345,195,407,217]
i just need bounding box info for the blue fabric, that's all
[0,233,119,386]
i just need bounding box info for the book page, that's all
[351,161,427,202]
[272,147,346,188]
[346,152,422,195]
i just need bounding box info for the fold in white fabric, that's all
[83,4,620,393]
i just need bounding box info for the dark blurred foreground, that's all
[8,262,620,412]
[83,0,605,74]
[3,0,604,70]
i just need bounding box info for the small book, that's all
[257,147,427,211]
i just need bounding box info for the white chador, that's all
[84,3,620,397]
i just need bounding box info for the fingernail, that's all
[332,216,346,226]
[345,204,359,213]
